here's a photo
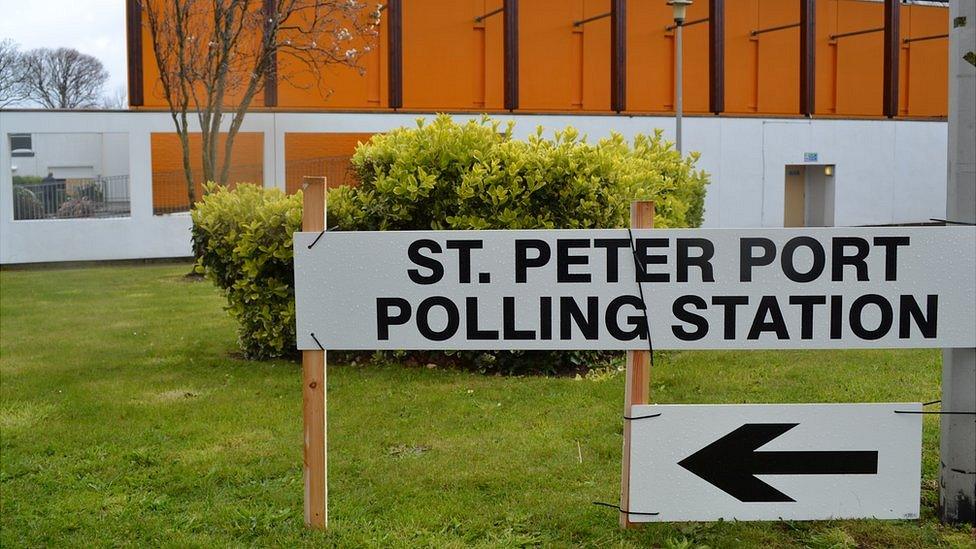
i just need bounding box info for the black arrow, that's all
[678,423,878,503]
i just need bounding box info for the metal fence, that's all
[285,155,359,194]
[148,156,357,215]
[151,164,264,215]
[13,175,131,220]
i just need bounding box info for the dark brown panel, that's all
[263,0,278,107]
[708,0,724,114]
[125,0,144,107]
[610,0,626,112]
[504,0,519,110]
[882,0,899,118]
[388,0,403,109]
[800,0,815,116]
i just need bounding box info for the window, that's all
[151,132,264,214]
[11,132,131,221]
[9,133,34,157]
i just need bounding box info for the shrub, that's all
[13,186,45,219]
[327,115,708,374]
[330,115,707,231]
[193,116,709,370]
[56,197,96,218]
[70,181,105,203]
[191,183,302,360]
[12,175,44,186]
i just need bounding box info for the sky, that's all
[0,0,127,98]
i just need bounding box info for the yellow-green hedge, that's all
[192,116,709,365]
[330,115,707,232]
[192,182,302,359]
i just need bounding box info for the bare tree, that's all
[20,48,109,109]
[101,84,129,110]
[0,39,27,108]
[143,0,381,205]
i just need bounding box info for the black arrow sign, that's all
[678,423,879,503]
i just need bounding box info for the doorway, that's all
[784,164,836,227]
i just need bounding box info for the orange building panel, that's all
[756,0,802,115]
[678,1,711,114]
[834,0,885,117]
[284,132,375,194]
[518,0,581,111]
[725,0,802,116]
[276,5,387,109]
[399,0,504,110]
[625,1,674,113]
[902,5,948,117]
[814,0,840,115]
[580,0,611,112]
[150,132,264,214]
[131,0,948,119]
[724,0,759,114]
[138,3,268,109]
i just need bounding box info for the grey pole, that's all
[675,22,684,154]
[940,0,975,526]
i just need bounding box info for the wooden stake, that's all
[619,200,654,528]
[301,176,328,529]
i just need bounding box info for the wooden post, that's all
[619,200,654,528]
[301,176,328,529]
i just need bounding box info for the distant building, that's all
[8,132,129,179]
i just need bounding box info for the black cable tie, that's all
[310,332,325,350]
[626,227,655,367]
[950,468,976,475]
[624,412,662,421]
[929,218,976,226]
[592,501,660,516]
[923,399,942,406]
[893,410,976,415]
[307,230,326,249]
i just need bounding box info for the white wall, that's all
[0,110,948,264]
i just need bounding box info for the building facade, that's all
[0,0,954,264]
[129,0,950,117]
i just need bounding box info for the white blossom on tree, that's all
[142,0,382,204]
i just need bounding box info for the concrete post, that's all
[940,0,975,526]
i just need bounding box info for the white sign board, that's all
[627,403,923,522]
[293,227,976,350]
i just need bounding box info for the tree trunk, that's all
[169,109,195,207]
[179,130,194,205]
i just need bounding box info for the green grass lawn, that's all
[1,264,972,547]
